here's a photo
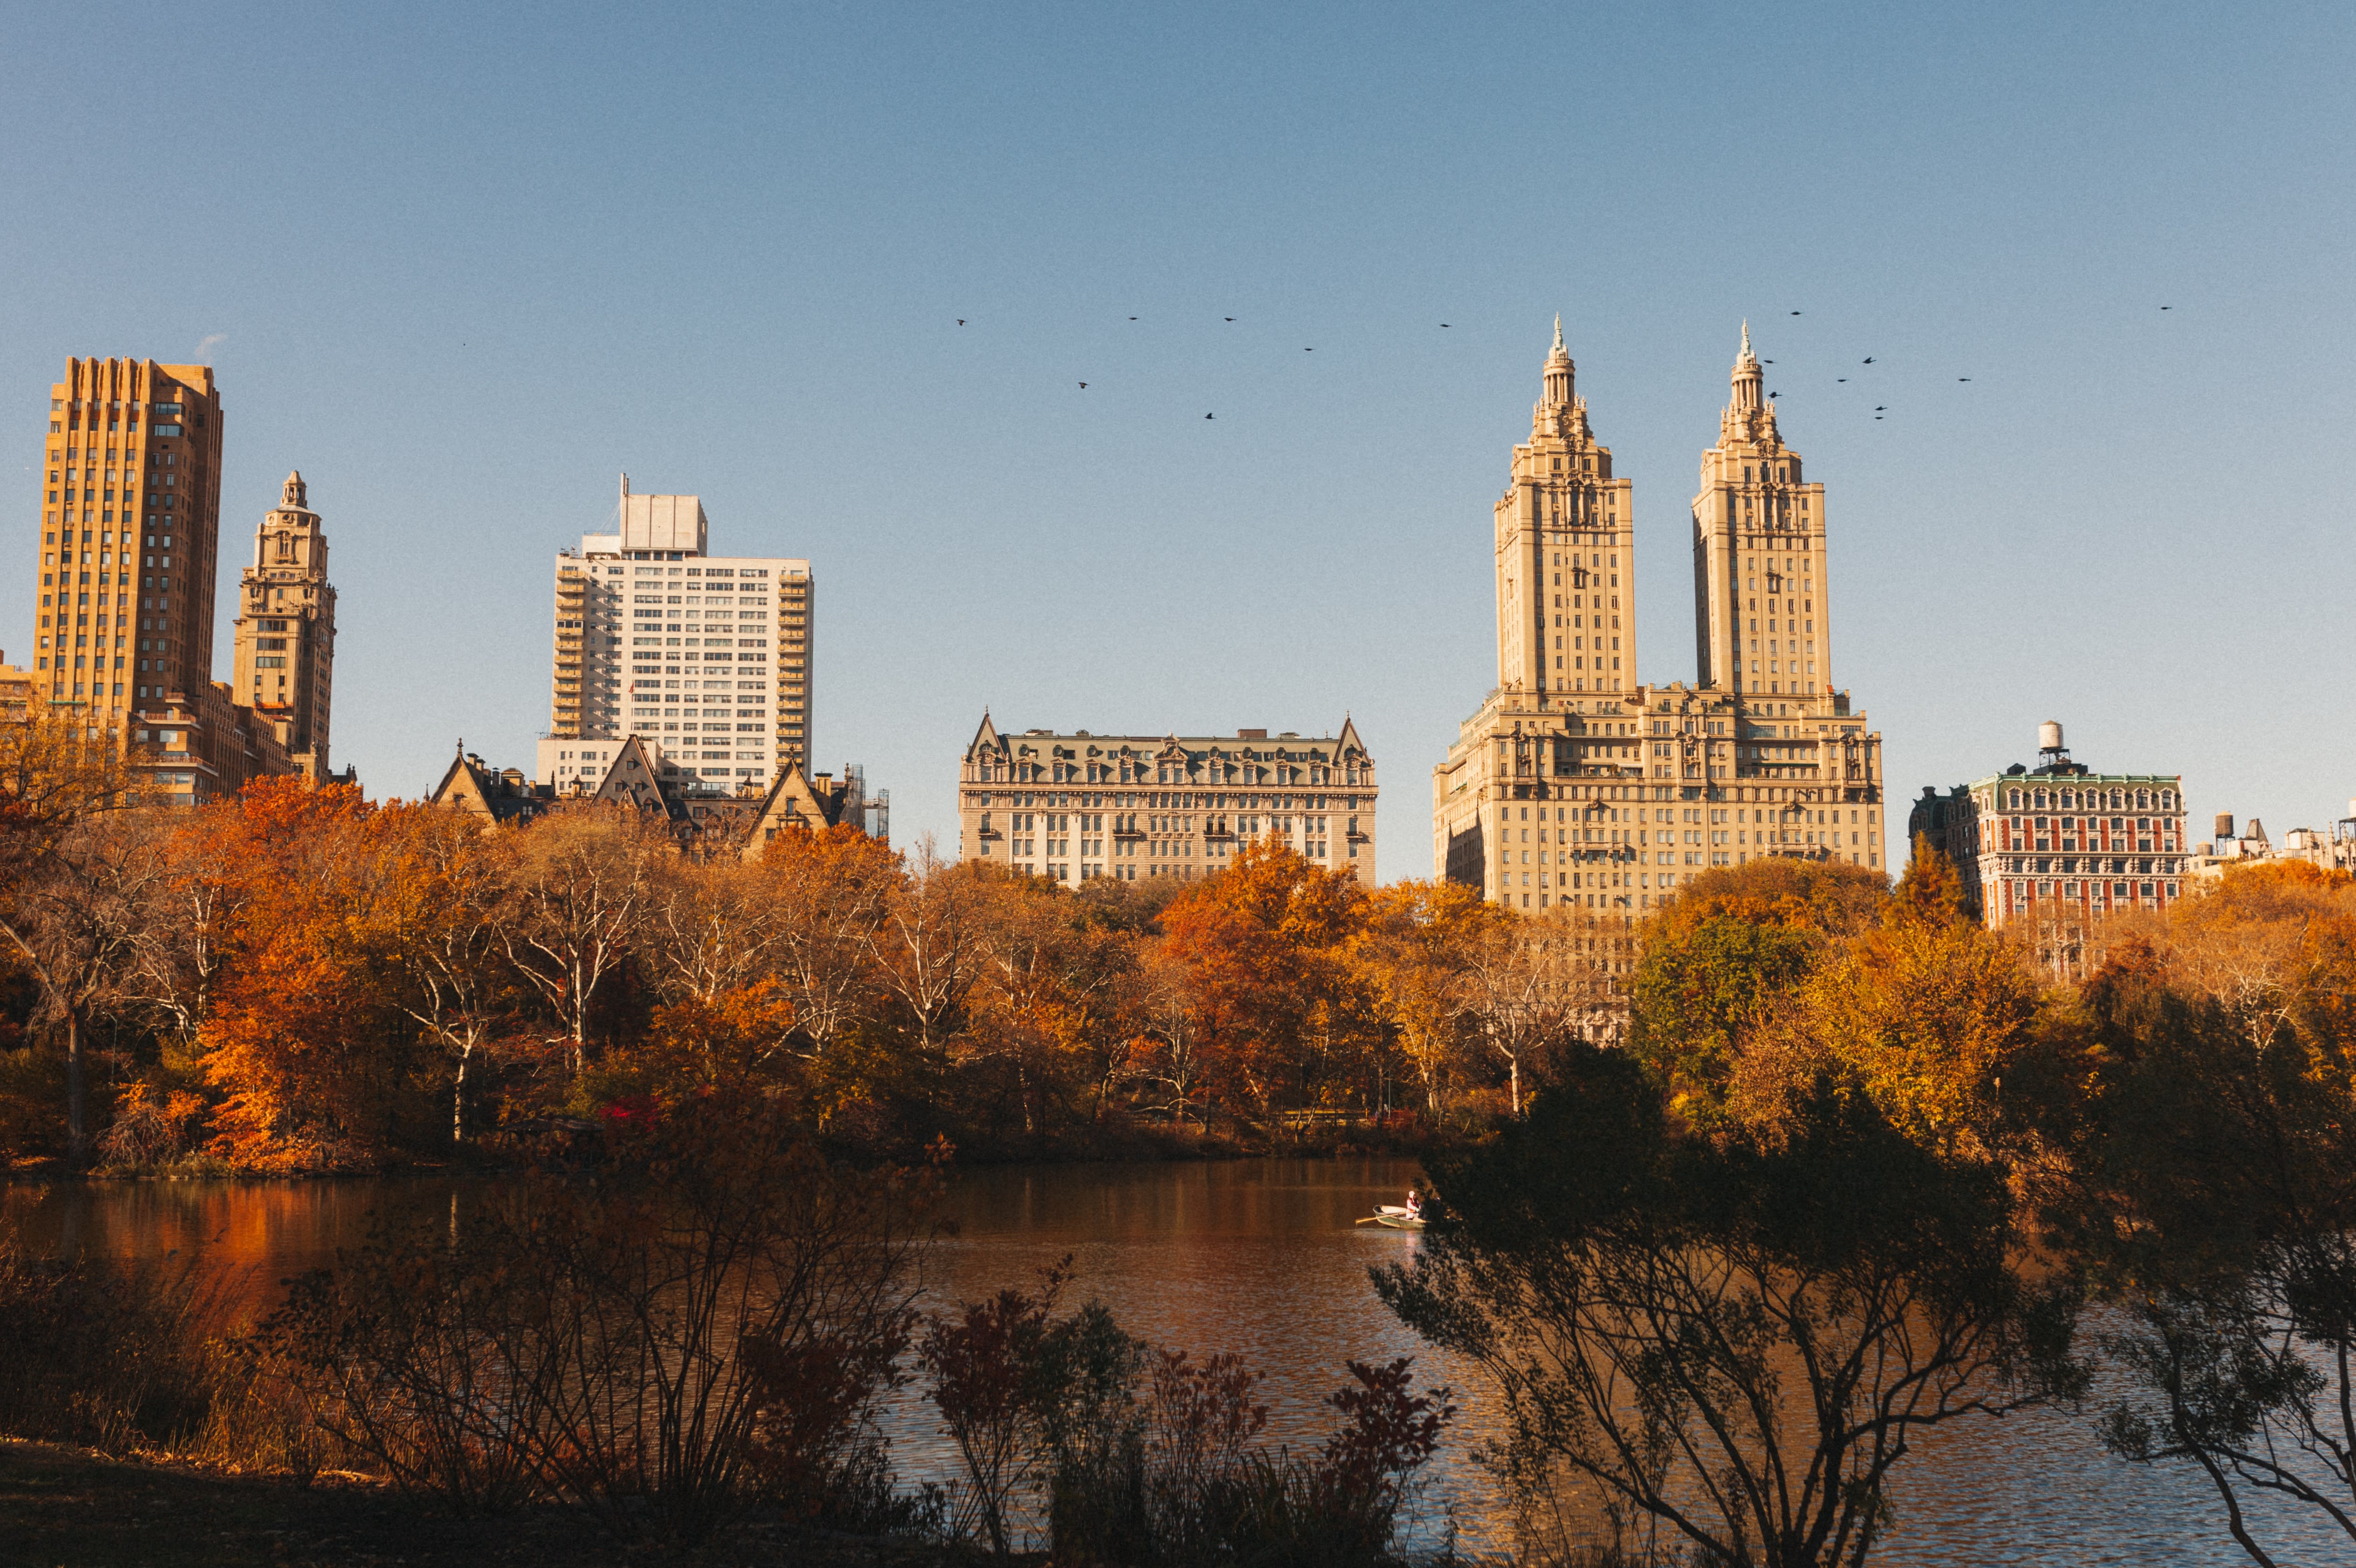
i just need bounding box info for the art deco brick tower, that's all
[230,471,338,776]
[34,358,222,727]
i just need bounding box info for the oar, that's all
[1355,1214,1384,1224]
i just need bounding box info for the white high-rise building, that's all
[542,477,813,794]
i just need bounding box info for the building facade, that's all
[436,736,885,859]
[543,476,813,795]
[957,714,1376,884]
[1907,721,2188,930]
[31,357,310,803]
[36,358,222,729]
[230,471,337,776]
[1434,326,1887,913]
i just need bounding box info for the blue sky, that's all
[4,1,2350,872]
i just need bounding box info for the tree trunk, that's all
[570,959,587,1075]
[64,1006,86,1163]
[452,1041,471,1143]
[1510,1055,1521,1117]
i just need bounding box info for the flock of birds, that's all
[949,305,2179,426]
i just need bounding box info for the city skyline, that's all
[4,3,2349,869]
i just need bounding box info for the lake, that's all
[3,1161,2337,1564]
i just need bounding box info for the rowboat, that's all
[1357,1204,1426,1230]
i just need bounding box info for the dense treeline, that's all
[1386,843,2356,1566]
[7,710,2356,1563]
[0,714,1624,1172]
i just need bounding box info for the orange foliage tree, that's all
[1156,840,1372,1115]
[195,779,424,1172]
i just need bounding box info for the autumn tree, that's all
[1794,846,2040,1155]
[1628,857,1884,1127]
[759,822,899,1062]
[1461,907,1618,1115]
[500,803,664,1075]
[2046,864,2356,1564]
[0,711,163,1160]
[967,868,1143,1134]
[875,840,986,1058]
[1378,1042,2080,1568]
[646,852,783,1006]
[374,804,523,1143]
[1156,840,1369,1116]
[1355,879,1506,1114]
[197,779,424,1170]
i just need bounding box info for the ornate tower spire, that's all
[1536,315,1574,440]
[1540,315,1575,415]
[232,470,338,777]
[1729,321,1763,419]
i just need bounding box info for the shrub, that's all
[0,1217,226,1452]
[266,1096,936,1543]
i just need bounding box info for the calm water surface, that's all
[5,1163,2339,1564]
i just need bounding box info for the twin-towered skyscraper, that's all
[1433,323,1888,911]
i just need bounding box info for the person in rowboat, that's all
[1405,1187,1422,1218]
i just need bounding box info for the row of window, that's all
[1999,787,2175,812]
[973,792,1359,815]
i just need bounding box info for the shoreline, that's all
[0,1438,994,1568]
[4,1122,1469,1184]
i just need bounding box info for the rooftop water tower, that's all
[2037,719,2070,770]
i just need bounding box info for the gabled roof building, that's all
[957,713,1376,884]
[431,735,885,861]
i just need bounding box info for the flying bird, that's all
[1837,377,1848,382]
[1304,347,1313,352]
[1205,412,1214,420]
[2161,305,2172,311]
[1225,317,1235,321]
[1129,316,1138,320]
[1791,311,1802,316]
[957,319,966,326]
[1769,391,1779,398]
[1875,405,1886,411]
[1959,377,1971,382]
[1862,357,1875,365]
[1441,323,1451,327]
[1078,382,1087,389]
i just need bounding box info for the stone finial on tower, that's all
[282,470,307,509]
[1728,321,1764,422]
[1540,316,1575,416]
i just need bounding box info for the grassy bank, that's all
[0,1440,982,1568]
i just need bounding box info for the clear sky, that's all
[5,1,2350,872]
